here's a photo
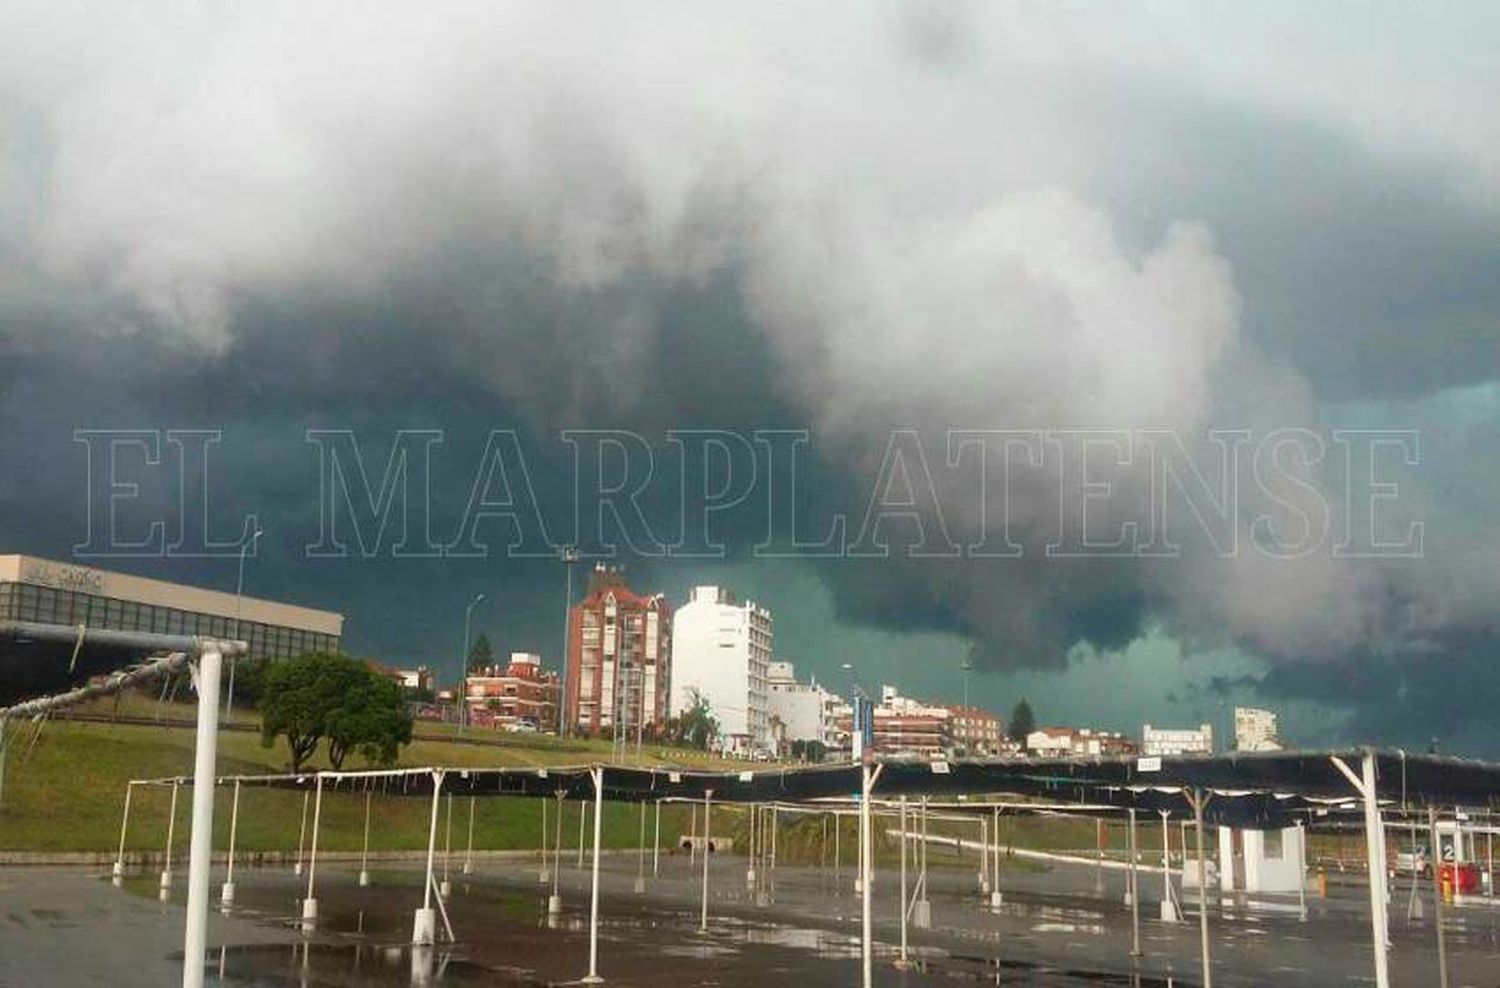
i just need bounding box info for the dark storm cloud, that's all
[1,3,1498,743]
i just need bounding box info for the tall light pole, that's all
[224,527,264,718]
[558,547,580,738]
[460,593,486,736]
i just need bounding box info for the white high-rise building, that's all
[1234,707,1282,751]
[766,660,838,754]
[671,586,771,754]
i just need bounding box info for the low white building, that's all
[765,660,836,752]
[1217,825,1306,893]
[1141,723,1214,756]
[670,586,772,754]
[1235,707,1282,751]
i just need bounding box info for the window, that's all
[1263,829,1284,860]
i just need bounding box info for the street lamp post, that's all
[558,548,580,738]
[225,527,264,718]
[460,593,486,736]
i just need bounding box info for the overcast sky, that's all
[2,3,1498,752]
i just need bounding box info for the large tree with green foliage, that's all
[260,652,413,771]
[1007,697,1035,744]
[664,688,719,751]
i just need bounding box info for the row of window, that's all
[0,581,338,662]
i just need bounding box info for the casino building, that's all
[0,554,343,700]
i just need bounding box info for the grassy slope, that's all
[0,700,729,853]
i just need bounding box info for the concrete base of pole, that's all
[1160,900,1181,922]
[463,861,473,876]
[989,891,1003,909]
[220,882,235,905]
[980,879,991,895]
[358,870,370,887]
[854,878,863,894]
[539,869,551,885]
[159,870,172,891]
[410,945,434,987]
[1123,890,1134,907]
[746,868,755,885]
[438,879,452,899]
[158,887,169,903]
[112,861,124,879]
[411,907,437,945]
[548,893,563,915]
[301,898,318,921]
[294,862,303,877]
[633,876,646,894]
[913,899,932,928]
[580,977,603,984]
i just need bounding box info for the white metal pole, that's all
[690,803,698,867]
[222,780,241,904]
[1297,820,1308,921]
[360,787,373,887]
[653,800,662,877]
[114,782,134,880]
[991,805,1001,907]
[1359,753,1391,988]
[834,811,841,893]
[414,771,443,945]
[540,796,549,884]
[162,780,179,892]
[549,793,564,914]
[899,796,908,964]
[860,763,874,988]
[1128,809,1141,958]
[635,799,647,893]
[747,801,757,885]
[1430,805,1449,988]
[980,817,988,894]
[578,799,588,868]
[585,766,604,983]
[303,775,323,921]
[464,796,476,875]
[1161,811,1178,922]
[700,791,713,932]
[294,789,309,876]
[181,646,223,988]
[1193,791,1211,988]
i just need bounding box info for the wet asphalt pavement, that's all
[4,851,1500,986]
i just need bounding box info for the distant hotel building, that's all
[1234,707,1282,751]
[671,585,771,754]
[0,554,342,660]
[564,564,672,738]
[1141,723,1214,756]
[465,652,560,733]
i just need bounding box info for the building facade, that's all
[1027,726,1137,757]
[0,554,342,660]
[948,705,1005,755]
[465,652,560,733]
[1141,723,1214,756]
[765,660,837,753]
[670,585,771,754]
[1234,707,1281,751]
[564,565,672,738]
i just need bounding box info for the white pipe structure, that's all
[689,803,697,867]
[294,788,309,877]
[463,796,476,876]
[1187,789,1214,988]
[161,780,180,894]
[1332,752,1391,988]
[699,790,713,932]
[221,780,241,906]
[539,796,550,885]
[1128,808,1141,958]
[1429,805,1449,988]
[897,797,909,965]
[653,800,662,877]
[583,766,605,983]
[114,782,134,882]
[549,792,564,915]
[180,644,225,988]
[1159,810,1180,922]
[413,770,444,945]
[990,805,1002,908]
[858,762,883,988]
[360,788,373,887]
[440,792,454,898]
[979,817,989,895]
[634,799,647,894]
[578,799,588,868]
[302,775,324,924]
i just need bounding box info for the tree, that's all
[326,671,413,769]
[665,688,719,751]
[260,652,413,772]
[1007,698,1035,744]
[467,632,494,672]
